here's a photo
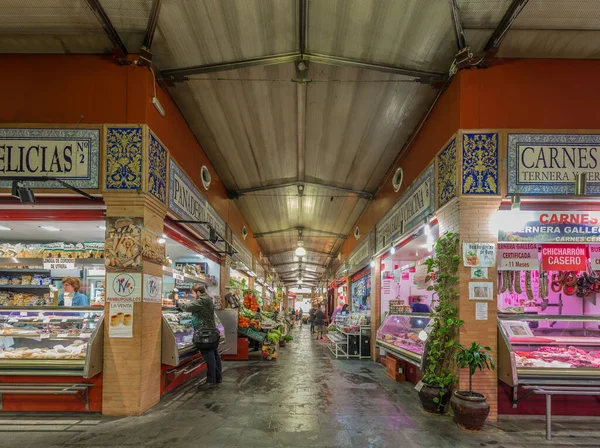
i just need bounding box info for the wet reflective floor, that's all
[0,325,599,447]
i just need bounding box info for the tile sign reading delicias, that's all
[376,164,434,253]
[169,160,226,251]
[0,128,100,189]
[498,212,600,243]
[497,243,539,271]
[541,244,588,271]
[507,133,600,195]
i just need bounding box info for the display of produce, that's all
[376,313,430,364]
[0,242,104,259]
[243,292,259,311]
[0,308,102,368]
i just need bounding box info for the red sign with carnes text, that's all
[541,244,588,271]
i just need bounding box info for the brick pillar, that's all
[437,196,501,421]
[371,259,381,361]
[102,193,166,416]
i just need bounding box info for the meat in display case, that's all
[376,313,430,366]
[0,307,104,377]
[498,314,600,387]
[161,309,225,367]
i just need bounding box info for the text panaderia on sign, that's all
[508,133,600,195]
[0,128,100,189]
[169,160,226,250]
[376,164,434,253]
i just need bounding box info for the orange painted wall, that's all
[339,58,600,261]
[0,54,263,260]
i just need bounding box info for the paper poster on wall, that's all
[475,302,488,321]
[463,243,496,267]
[590,245,600,269]
[469,282,494,301]
[143,274,162,303]
[109,301,133,338]
[497,243,539,271]
[106,272,142,302]
[471,267,488,279]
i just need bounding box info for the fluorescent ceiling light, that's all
[157,238,166,244]
[0,225,11,231]
[40,226,61,232]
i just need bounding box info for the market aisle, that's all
[0,326,599,447]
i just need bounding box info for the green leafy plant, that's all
[284,334,293,342]
[423,232,464,406]
[455,342,495,395]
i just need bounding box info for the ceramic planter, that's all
[450,391,490,431]
[418,384,451,414]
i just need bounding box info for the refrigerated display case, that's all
[498,314,600,388]
[376,313,430,366]
[0,307,104,377]
[161,309,225,367]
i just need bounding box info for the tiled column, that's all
[102,193,166,416]
[437,196,501,421]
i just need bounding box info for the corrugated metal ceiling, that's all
[2,0,600,284]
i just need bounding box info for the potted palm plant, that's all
[420,232,464,414]
[451,342,495,430]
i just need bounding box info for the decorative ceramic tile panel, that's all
[507,133,600,195]
[437,137,457,207]
[148,132,167,203]
[0,128,100,189]
[105,127,143,190]
[462,133,498,195]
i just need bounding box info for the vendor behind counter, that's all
[58,277,89,306]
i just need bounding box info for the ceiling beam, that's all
[273,261,326,268]
[448,0,467,50]
[85,0,129,57]
[160,52,445,84]
[483,0,530,58]
[228,181,373,200]
[266,248,334,257]
[161,52,301,80]
[299,0,307,55]
[279,269,321,277]
[254,226,348,239]
[304,53,445,84]
[142,0,163,50]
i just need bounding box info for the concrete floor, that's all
[0,325,598,447]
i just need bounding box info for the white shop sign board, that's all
[497,243,539,271]
[43,258,75,270]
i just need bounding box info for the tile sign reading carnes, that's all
[169,160,226,250]
[0,128,100,189]
[376,164,434,253]
[507,133,600,195]
[541,244,588,271]
[498,212,600,243]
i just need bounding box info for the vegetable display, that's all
[243,293,259,312]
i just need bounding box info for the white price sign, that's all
[590,245,600,268]
[43,258,75,270]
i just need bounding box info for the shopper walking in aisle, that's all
[308,305,317,334]
[299,308,303,325]
[178,284,222,389]
[314,304,326,340]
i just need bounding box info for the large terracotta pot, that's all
[418,384,451,414]
[450,391,490,431]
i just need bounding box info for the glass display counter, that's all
[161,308,225,366]
[0,307,104,377]
[376,313,430,366]
[498,314,600,387]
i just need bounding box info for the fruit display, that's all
[515,346,600,369]
[243,293,259,312]
[238,315,250,328]
[262,344,278,360]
